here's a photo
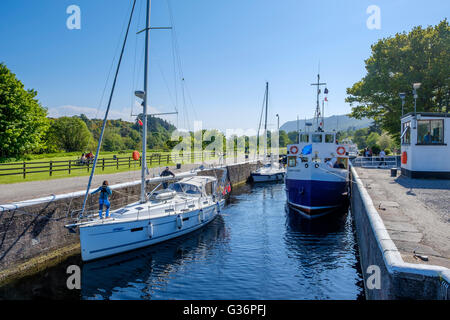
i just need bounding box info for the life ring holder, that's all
[336,146,346,156]
[290,146,299,155]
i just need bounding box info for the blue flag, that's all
[301,144,312,155]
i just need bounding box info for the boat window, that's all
[299,134,309,143]
[300,157,308,163]
[325,134,334,143]
[417,120,444,144]
[312,134,322,143]
[288,156,296,167]
[401,121,411,145]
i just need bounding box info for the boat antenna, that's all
[80,0,137,217]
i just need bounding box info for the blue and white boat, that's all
[285,74,349,219]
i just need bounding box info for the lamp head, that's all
[134,90,146,100]
[412,83,421,90]
[399,93,406,100]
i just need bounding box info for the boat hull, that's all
[251,172,285,182]
[80,200,224,261]
[285,176,347,219]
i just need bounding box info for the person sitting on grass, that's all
[91,180,112,219]
[80,153,87,164]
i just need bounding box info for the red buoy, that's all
[401,151,407,164]
[132,151,140,161]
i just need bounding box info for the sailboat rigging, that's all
[66,0,227,262]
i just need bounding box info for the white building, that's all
[400,112,450,179]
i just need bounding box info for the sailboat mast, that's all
[264,82,268,159]
[141,0,151,203]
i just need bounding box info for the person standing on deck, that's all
[91,181,112,219]
[160,167,175,188]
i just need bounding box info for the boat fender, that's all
[147,222,154,238]
[314,163,319,168]
[176,215,183,229]
[305,163,309,168]
[198,210,205,223]
[290,146,298,154]
[216,202,221,213]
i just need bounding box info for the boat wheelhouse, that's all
[400,112,450,179]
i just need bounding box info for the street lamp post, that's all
[412,83,421,129]
[276,114,279,131]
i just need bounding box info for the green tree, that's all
[102,127,125,152]
[377,132,393,151]
[366,132,381,148]
[279,130,290,147]
[346,20,450,139]
[47,116,92,152]
[0,63,49,158]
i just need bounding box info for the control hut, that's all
[400,112,450,179]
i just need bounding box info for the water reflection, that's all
[81,215,227,300]
[284,205,365,300]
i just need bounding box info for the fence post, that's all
[129,157,131,168]
[117,157,119,170]
[87,161,90,173]
[69,160,71,175]
[50,161,53,177]
[102,158,105,171]
[167,154,169,164]
[23,161,26,179]
[159,154,161,165]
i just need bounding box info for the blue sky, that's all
[0,0,448,131]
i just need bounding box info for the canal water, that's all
[0,183,365,300]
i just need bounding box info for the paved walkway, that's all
[0,155,257,204]
[355,168,450,268]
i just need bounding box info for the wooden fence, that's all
[0,152,221,179]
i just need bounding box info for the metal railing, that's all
[351,156,400,168]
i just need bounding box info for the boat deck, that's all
[354,167,450,268]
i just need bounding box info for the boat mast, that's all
[311,74,326,131]
[141,0,151,203]
[264,82,268,160]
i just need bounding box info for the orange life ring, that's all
[336,146,346,156]
[290,146,298,154]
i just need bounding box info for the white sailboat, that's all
[65,0,226,262]
[251,82,285,182]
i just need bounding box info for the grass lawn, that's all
[0,148,285,184]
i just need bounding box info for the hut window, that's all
[401,121,411,145]
[417,120,444,144]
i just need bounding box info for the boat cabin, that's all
[286,131,349,169]
[400,112,450,179]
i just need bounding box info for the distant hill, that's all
[280,115,372,133]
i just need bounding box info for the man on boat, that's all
[91,181,112,219]
[160,167,175,188]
